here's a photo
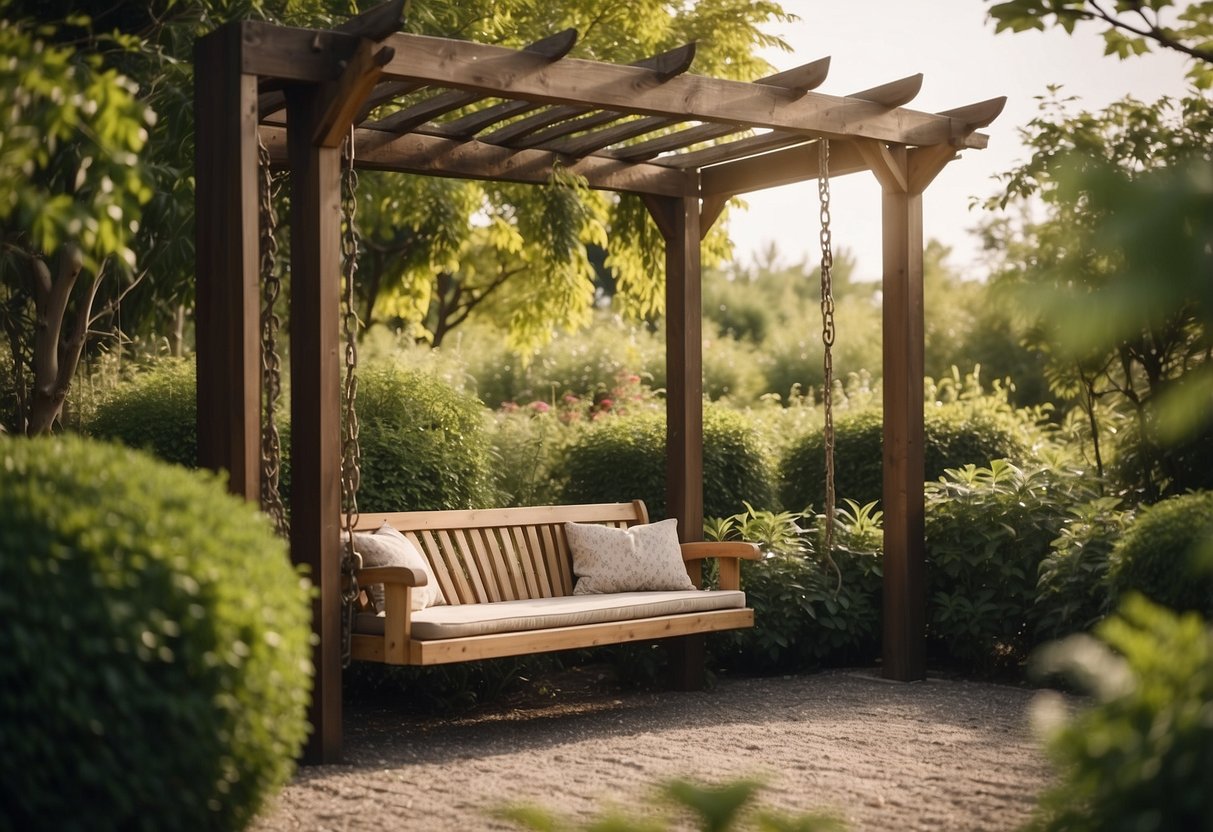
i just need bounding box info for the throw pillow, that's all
[566,517,695,595]
[347,523,444,612]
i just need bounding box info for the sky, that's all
[723,0,1195,279]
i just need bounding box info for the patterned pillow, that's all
[347,522,444,613]
[566,518,695,595]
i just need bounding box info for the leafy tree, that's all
[980,89,1213,498]
[987,0,1213,88]
[0,18,153,434]
[358,0,794,352]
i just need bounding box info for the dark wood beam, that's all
[699,139,868,198]
[854,138,908,193]
[607,57,831,162]
[878,145,927,683]
[313,39,395,147]
[664,131,807,170]
[239,23,991,149]
[334,0,406,40]
[367,28,577,134]
[642,195,703,543]
[477,43,697,145]
[850,73,923,107]
[194,25,260,502]
[286,85,345,763]
[260,125,697,196]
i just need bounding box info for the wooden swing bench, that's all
[349,501,758,666]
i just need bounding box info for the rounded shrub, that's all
[0,435,312,831]
[560,404,775,520]
[87,358,197,467]
[353,363,495,512]
[780,403,1029,511]
[1108,490,1213,615]
[924,460,1102,669]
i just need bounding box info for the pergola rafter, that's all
[194,0,1004,765]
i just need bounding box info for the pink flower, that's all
[500,401,519,412]
[529,400,551,413]
[598,398,613,410]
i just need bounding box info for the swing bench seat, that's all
[349,501,758,666]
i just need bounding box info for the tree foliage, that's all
[981,89,1213,499]
[0,17,154,433]
[987,0,1213,88]
[357,0,794,352]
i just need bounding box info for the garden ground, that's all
[253,669,1053,831]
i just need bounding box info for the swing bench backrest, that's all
[354,501,650,605]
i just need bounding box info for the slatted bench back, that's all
[355,501,649,605]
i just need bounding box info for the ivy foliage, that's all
[0,435,312,831]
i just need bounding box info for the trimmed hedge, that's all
[780,404,1029,511]
[350,364,495,512]
[559,405,775,520]
[87,358,197,467]
[1108,490,1213,615]
[0,435,312,831]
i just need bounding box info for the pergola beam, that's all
[699,139,869,197]
[367,29,578,134]
[260,125,698,197]
[236,22,990,149]
[464,43,697,143]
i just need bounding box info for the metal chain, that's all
[339,127,364,669]
[818,139,839,569]
[257,136,289,539]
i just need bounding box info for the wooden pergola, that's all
[194,0,1003,762]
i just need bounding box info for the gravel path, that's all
[254,670,1053,831]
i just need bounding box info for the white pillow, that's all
[566,518,695,595]
[347,522,444,612]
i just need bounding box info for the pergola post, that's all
[194,24,260,499]
[643,193,705,689]
[880,182,927,682]
[285,86,345,763]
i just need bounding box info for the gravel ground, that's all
[253,670,1054,832]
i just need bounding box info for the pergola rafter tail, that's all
[195,5,1003,763]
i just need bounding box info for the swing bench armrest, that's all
[680,541,761,562]
[358,565,430,587]
[679,541,760,592]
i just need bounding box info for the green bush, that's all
[353,363,495,512]
[924,460,1103,669]
[1026,596,1213,832]
[707,503,883,675]
[0,435,312,831]
[1108,491,1213,615]
[86,357,197,467]
[559,404,775,520]
[1031,496,1132,642]
[780,401,1031,512]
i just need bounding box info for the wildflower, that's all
[529,400,551,413]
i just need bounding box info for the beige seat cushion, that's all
[355,589,746,640]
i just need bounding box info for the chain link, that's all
[818,139,839,569]
[257,136,289,539]
[339,128,364,669]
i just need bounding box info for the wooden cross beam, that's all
[313,39,395,147]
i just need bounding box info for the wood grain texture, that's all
[880,173,927,683]
[194,27,260,501]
